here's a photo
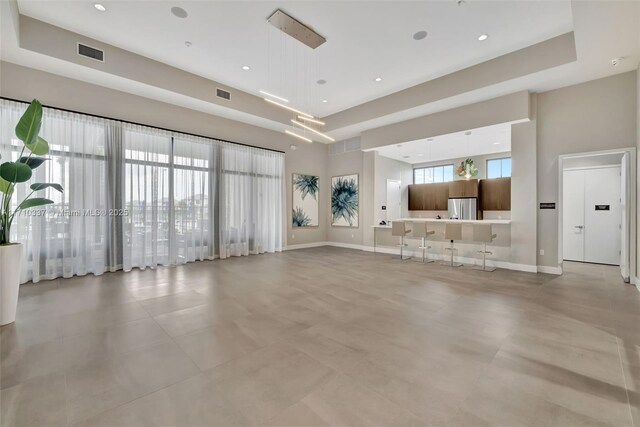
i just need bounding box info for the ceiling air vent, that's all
[216,88,231,101]
[77,43,104,62]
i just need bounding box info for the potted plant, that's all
[455,158,479,180]
[0,99,63,325]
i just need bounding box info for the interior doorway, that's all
[386,179,402,222]
[559,149,635,283]
[563,165,621,264]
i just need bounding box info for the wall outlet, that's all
[351,234,354,238]
[291,234,295,239]
[539,249,544,256]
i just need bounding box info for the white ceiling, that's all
[374,122,511,165]
[2,1,639,140]
[14,0,575,117]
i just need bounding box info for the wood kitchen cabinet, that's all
[448,179,479,198]
[479,177,511,210]
[408,183,449,211]
[408,185,424,210]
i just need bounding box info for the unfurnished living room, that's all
[0,1,639,426]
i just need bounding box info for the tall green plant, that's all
[0,100,63,245]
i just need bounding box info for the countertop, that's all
[372,218,511,228]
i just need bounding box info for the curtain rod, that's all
[0,97,286,154]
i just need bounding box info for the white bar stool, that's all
[442,223,463,267]
[391,221,412,260]
[473,223,497,272]
[411,222,435,263]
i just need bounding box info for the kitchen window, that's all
[487,157,512,179]
[414,164,454,184]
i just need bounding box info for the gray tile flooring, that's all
[1,247,639,426]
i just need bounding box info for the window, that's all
[414,165,454,184]
[487,158,512,179]
[1,99,284,283]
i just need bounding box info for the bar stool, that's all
[473,223,497,272]
[442,223,463,267]
[391,221,412,260]
[411,222,435,263]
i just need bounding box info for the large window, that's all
[487,157,512,179]
[414,164,454,184]
[0,99,284,283]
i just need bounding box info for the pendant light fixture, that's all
[262,9,330,143]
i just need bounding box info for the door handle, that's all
[574,225,584,229]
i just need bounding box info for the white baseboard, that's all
[537,265,563,275]
[635,277,640,291]
[325,241,366,251]
[284,241,329,250]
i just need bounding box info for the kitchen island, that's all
[371,218,512,256]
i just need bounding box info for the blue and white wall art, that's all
[292,173,319,227]
[331,174,359,227]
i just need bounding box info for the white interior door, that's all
[562,169,585,261]
[584,166,621,265]
[386,179,402,222]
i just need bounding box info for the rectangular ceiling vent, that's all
[329,137,361,156]
[77,43,104,62]
[216,88,231,101]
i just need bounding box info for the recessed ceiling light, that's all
[171,6,188,18]
[403,155,411,159]
[493,142,500,145]
[322,99,328,103]
[93,3,106,12]
[184,41,192,47]
[413,30,428,41]
[478,34,489,41]
[374,77,382,82]
[317,79,327,85]
[417,153,424,157]
[241,65,250,71]
[465,131,472,135]
[427,138,434,142]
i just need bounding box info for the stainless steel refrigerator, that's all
[448,198,477,220]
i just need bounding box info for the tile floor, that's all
[1,247,639,426]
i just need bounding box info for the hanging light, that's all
[297,116,325,126]
[264,98,314,118]
[285,130,313,143]
[259,90,289,103]
[291,120,335,142]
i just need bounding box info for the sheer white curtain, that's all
[122,124,172,270]
[0,100,109,283]
[0,99,284,283]
[172,134,217,264]
[218,143,284,258]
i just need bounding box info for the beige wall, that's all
[326,149,364,245]
[0,61,329,247]
[637,64,640,283]
[536,71,637,269]
[510,99,538,268]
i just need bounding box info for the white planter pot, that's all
[0,243,23,326]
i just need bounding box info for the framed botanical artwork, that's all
[331,174,358,227]
[292,173,319,227]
